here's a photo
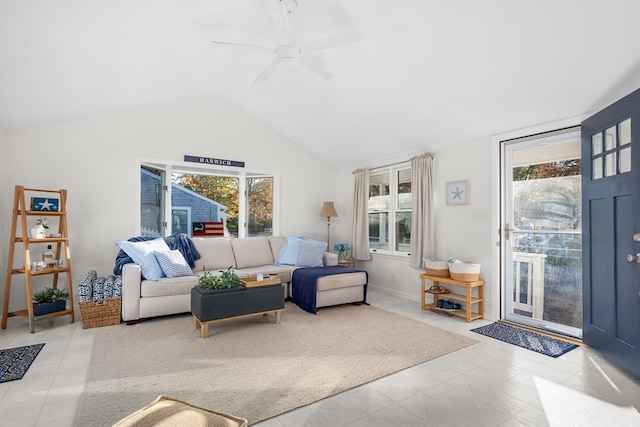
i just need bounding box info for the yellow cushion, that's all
[113,395,248,427]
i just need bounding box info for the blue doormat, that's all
[0,343,45,383]
[471,322,577,358]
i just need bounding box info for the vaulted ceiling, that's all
[1,0,639,168]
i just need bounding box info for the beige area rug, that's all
[76,302,477,425]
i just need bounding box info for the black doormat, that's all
[0,343,45,383]
[471,322,577,358]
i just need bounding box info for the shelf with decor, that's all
[2,185,75,333]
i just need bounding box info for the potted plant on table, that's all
[33,287,69,316]
[198,266,241,290]
[333,243,351,260]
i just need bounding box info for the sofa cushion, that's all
[116,238,171,281]
[191,238,237,273]
[140,276,199,297]
[296,239,327,267]
[154,250,194,278]
[269,236,287,261]
[231,237,274,269]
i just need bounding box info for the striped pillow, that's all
[154,250,194,278]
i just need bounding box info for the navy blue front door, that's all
[581,89,640,379]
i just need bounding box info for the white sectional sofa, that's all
[120,236,367,323]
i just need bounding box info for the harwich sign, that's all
[184,155,245,168]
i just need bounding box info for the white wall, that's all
[0,96,339,313]
[359,138,494,317]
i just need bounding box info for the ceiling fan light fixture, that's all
[275,44,300,73]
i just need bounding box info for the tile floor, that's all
[1,287,638,427]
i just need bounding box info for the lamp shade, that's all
[319,201,338,218]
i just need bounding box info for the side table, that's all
[337,258,356,268]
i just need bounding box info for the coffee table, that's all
[191,282,284,339]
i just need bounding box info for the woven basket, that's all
[424,259,450,277]
[448,262,481,282]
[79,297,121,329]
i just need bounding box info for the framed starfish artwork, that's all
[30,197,59,212]
[446,181,468,206]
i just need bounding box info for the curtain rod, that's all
[353,152,434,173]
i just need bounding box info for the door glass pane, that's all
[171,208,190,236]
[592,133,602,154]
[605,153,617,177]
[620,147,631,173]
[619,118,631,145]
[605,125,616,150]
[368,212,388,250]
[397,169,412,209]
[592,158,603,179]
[395,212,411,252]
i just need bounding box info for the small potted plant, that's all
[198,266,241,290]
[333,243,351,260]
[29,217,49,239]
[33,287,69,316]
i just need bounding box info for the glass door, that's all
[501,128,583,338]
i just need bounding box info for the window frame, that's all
[136,157,279,238]
[368,162,412,256]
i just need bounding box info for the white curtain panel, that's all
[351,168,372,261]
[409,153,435,268]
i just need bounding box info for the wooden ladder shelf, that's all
[2,185,75,333]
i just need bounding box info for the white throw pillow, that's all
[116,238,171,280]
[154,250,194,278]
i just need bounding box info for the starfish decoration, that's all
[38,199,54,211]
[451,187,464,200]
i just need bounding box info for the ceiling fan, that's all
[210,0,361,83]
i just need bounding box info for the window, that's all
[368,164,412,254]
[139,160,277,238]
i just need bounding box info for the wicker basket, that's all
[424,259,449,277]
[448,262,481,282]
[79,297,121,329]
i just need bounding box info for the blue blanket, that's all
[113,234,201,275]
[292,266,368,314]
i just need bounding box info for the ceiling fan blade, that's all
[300,32,362,52]
[300,54,334,80]
[210,41,274,54]
[255,59,280,83]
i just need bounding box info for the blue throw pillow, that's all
[275,235,303,265]
[296,240,327,267]
[154,250,194,278]
[116,238,171,280]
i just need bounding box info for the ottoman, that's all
[191,284,284,338]
[292,266,368,314]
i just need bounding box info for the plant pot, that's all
[29,224,46,239]
[338,250,346,261]
[33,300,66,316]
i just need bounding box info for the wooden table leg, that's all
[194,315,201,330]
[275,310,282,324]
[201,322,209,339]
[421,276,426,310]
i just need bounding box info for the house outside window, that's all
[368,164,412,254]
